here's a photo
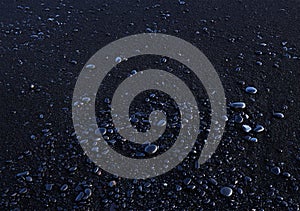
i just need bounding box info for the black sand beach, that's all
[1,0,299,209]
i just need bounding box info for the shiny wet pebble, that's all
[271,166,281,175]
[245,86,257,94]
[242,125,252,133]
[85,64,96,69]
[254,125,265,133]
[220,187,233,197]
[234,114,244,123]
[19,188,27,194]
[16,171,29,177]
[145,144,159,154]
[229,102,246,109]
[75,192,84,202]
[60,184,68,191]
[273,112,284,119]
[84,188,92,198]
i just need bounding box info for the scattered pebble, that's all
[229,102,246,109]
[242,125,252,133]
[16,171,29,177]
[220,187,233,197]
[108,180,117,187]
[45,184,53,191]
[115,56,122,63]
[273,112,285,119]
[19,188,28,194]
[249,137,258,143]
[254,125,264,133]
[245,86,257,94]
[85,64,96,69]
[271,166,281,175]
[75,192,84,202]
[144,144,159,154]
[60,184,68,191]
[234,114,244,123]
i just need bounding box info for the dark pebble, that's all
[69,166,77,172]
[45,184,53,191]
[242,125,252,133]
[144,144,158,154]
[282,172,291,178]
[229,102,246,109]
[271,166,281,175]
[183,178,192,185]
[208,178,218,186]
[84,188,92,198]
[254,125,265,133]
[19,188,27,194]
[234,114,244,123]
[176,185,182,191]
[245,86,257,94]
[16,171,29,177]
[60,184,68,191]
[75,192,84,202]
[220,187,233,197]
[273,112,284,119]
[25,176,33,182]
[250,137,258,143]
[108,180,116,187]
[237,188,243,194]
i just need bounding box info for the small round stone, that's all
[234,114,244,123]
[115,56,122,63]
[245,86,257,94]
[271,166,281,175]
[220,186,233,197]
[145,144,159,154]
